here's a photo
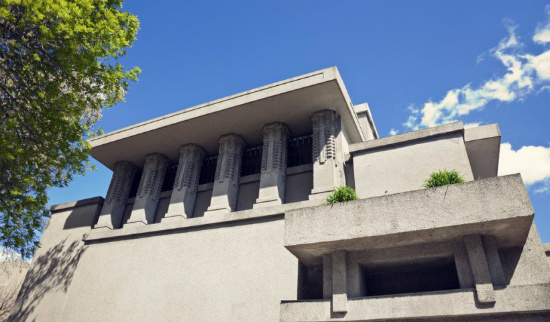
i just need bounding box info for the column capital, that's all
[95,161,138,230]
[173,144,206,193]
[163,144,206,222]
[310,110,344,199]
[254,122,290,208]
[262,122,290,135]
[214,134,246,184]
[127,153,169,226]
[310,109,339,124]
[206,133,246,215]
[218,133,246,146]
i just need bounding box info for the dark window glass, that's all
[161,164,178,192]
[364,258,460,297]
[128,170,142,199]
[241,145,262,176]
[198,155,218,185]
[287,133,313,167]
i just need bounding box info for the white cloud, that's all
[403,19,550,130]
[498,143,550,191]
[533,5,550,44]
[388,129,398,136]
[464,122,482,128]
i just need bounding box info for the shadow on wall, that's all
[8,238,85,322]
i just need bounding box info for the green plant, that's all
[326,186,359,204]
[423,170,465,188]
[0,0,140,258]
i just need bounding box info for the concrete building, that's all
[9,67,550,322]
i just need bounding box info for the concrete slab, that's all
[89,67,365,170]
[464,124,501,180]
[280,284,550,322]
[284,175,534,266]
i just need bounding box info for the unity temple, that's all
[9,67,550,322]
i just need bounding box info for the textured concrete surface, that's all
[255,122,290,208]
[164,144,206,221]
[280,284,550,322]
[10,198,302,322]
[353,103,378,141]
[0,260,29,321]
[545,243,550,266]
[60,218,297,322]
[464,124,501,180]
[86,196,324,242]
[310,110,346,199]
[9,198,102,322]
[351,123,475,198]
[127,153,169,225]
[349,121,463,153]
[285,175,533,265]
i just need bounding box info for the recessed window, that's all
[241,145,262,176]
[128,170,142,199]
[198,155,218,185]
[288,133,312,167]
[363,257,460,296]
[161,164,178,192]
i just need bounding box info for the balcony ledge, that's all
[280,283,550,322]
[284,174,533,266]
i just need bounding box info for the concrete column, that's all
[254,122,290,208]
[346,254,364,298]
[163,144,206,222]
[205,134,246,215]
[332,251,348,313]
[483,235,507,287]
[323,254,332,300]
[453,239,475,288]
[95,161,138,230]
[464,234,496,304]
[127,153,170,226]
[309,110,345,200]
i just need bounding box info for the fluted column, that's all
[126,153,170,226]
[205,134,245,216]
[254,122,290,208]
[163,144,206,222]
[310,110,345,199]
[95,161,138,230]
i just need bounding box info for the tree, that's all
[0,0,140,258]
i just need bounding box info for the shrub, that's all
[423,170,465,188]
[326,186,359,204]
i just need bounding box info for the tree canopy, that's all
[0,0,140,258]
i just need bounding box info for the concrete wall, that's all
[9,197,103,322]
[236,178,260,211]
[500,224,550,286]
[0,260,29,321]
[10,198,299,322]
[193,187,213,218]
[352,130,474,198]
[285,167,312,203]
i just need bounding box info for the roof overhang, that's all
[89,67,365,170]
[464,124,501,179]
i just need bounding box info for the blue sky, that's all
[48,0,550,241]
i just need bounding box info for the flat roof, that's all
[90,67,365,170]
